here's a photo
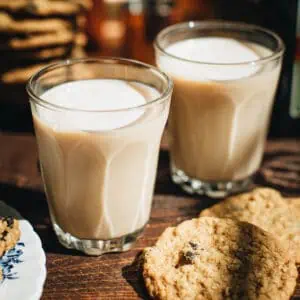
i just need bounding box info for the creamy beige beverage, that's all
[32,79,168,240]
[157,37,281,182]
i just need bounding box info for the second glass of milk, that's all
[155,21,284,198]
[27,58,173,255]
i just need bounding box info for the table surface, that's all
[1,133,300,299]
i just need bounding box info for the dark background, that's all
[212,0,298,137]
[0,0,298,137]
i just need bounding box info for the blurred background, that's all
[0,0,298,137]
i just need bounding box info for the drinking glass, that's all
[155,21,284,197]
[27,58,173,255]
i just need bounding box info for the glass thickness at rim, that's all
[26,57,173,113]
[154,20,285,66]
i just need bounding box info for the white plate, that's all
[0,202,47,300]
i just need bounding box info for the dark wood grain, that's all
[0,132,300,299]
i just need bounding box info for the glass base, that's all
[171,164,253,198]
[53,223,145,256]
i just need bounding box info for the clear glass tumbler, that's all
[27,58,172,255]
[155,21,284,198]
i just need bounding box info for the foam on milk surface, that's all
[160,38,270,81]
[39,79,159,131]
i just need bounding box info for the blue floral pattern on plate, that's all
[0,242,25,281]
[0,214,46,299]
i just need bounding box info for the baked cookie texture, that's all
[0,0,92,16]
[0,216,21,282]
[143,217,297,300]
[286,198,300,219]
[0,0,92,107]
[0,216,21,257]
[200,188,300,263]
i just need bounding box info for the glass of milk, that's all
[27,58,173,255]
[155,21,285,198]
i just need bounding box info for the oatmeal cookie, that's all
[0,217,21,257]
[0,12,73,34]
[0,0,92,16]
[200,188,300,262]
[10,46,71,61]
[286,198,300,219]
[143,217,297,300]
[0,46,85,84]
[0,30,74,50]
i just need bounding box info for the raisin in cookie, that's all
[0,217,21,257]
[200,188,300,263]
[143,217,297,300]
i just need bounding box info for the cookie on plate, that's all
[0,217,21,257]
[199,188,300,263]
[143,217,297,300]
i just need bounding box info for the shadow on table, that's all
[257,149,300,196]
[156,149,189,196]
[122,251,150,300]
[0,182,81,256]
[159,146,300,198]
[0,183,46,222]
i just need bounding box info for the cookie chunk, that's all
[0,217,21,257]
[200,188,300,262]
[143,217,297,300]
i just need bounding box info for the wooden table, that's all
[1,133,300,299]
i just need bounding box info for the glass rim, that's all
[26,57,173,113]
[154,20,285,66]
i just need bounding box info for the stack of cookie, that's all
[0,0,92,105]
[143,188,300,300]
[0,217,21,281]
